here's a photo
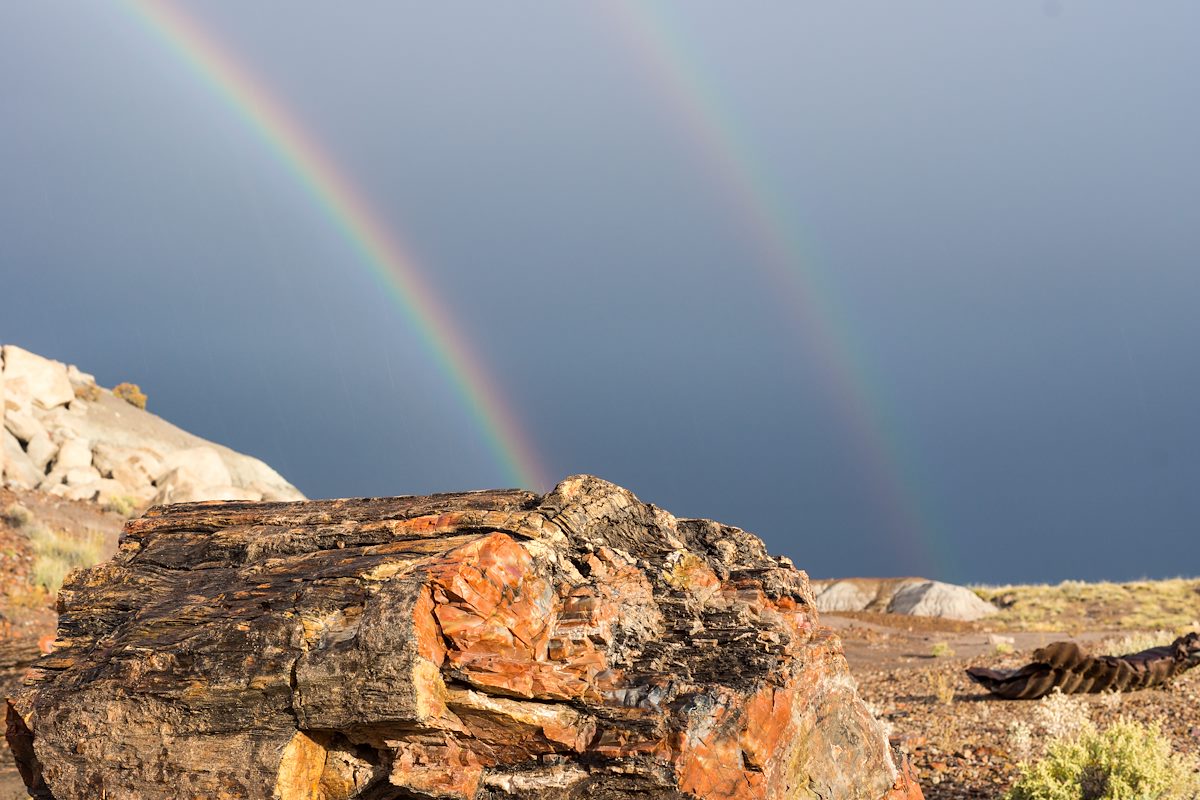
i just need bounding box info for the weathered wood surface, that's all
[966,633,1200,700]
[7,475,922,800]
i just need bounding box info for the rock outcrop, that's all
[811,578,997,622]
[967,633,1200,699]
[885,581,997,622]
[7,476,922,800]
[0,345,303,507]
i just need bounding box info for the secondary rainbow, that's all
[605,3,947,576]
[121,0,548,490]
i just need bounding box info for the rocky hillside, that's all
[1,345,304,508]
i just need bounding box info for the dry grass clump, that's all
[103,494,138,518]
[1006,718,1200,800]
[23,524,105,593]
[1100,629,1184,656]
[977,578,1200,632]
[73,383,101,402]
[927,670,956,705]
[113,381,147,409]
[3,502,34,528]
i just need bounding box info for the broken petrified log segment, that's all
[8,475,922,800]
[966,633,1200,700]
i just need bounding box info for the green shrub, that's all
[930,641,955,658]
[1006,718,1200,800]
[23,524,106,593]
[113,382,147,409]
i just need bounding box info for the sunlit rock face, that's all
[0,344,304,506]
[7,475,922,800]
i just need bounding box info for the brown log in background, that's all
[966,634,1200,700]
[7,475,921,800]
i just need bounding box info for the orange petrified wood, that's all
[8,475,921,800]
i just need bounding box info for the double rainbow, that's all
[125,1,943,575]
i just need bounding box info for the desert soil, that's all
[832,612,1200,799]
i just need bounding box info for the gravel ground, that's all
[834,615,1200,799]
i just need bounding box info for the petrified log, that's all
[7,475,922,800]
[966,633,1200,700]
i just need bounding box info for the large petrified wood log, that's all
[966,633,1200,700]
[7,475,922,800]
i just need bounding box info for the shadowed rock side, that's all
[6,476,921,800]
[966,633,1200,700]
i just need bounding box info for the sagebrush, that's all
[1006,718,1200,800]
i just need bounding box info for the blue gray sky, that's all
[3,2,1198,584]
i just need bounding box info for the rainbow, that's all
[121,0,548,491]
[605,3,947,576]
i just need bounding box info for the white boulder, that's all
[92,443,160,490]
[64,466,102,487]
[4,406,45,444]
[25,432,57,473]
[886,580,998,622]
[66,364,97,389]
[3,430,41,488]
[156,447,231,488]
[63,478,131,505]
[54,437,93,472]
[1,345,74,410]
[814,581,874,613]
[151,468,260,505]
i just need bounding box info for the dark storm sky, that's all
[3,2,1198,584]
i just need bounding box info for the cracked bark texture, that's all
[7,475,922,800]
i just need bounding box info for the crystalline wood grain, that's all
[7,475,922,800]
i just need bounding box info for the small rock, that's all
[64,466,102,487]
[54,438,93,472]
[2,430,41,488]
[92,443,159,489]
[25,432,58,473]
